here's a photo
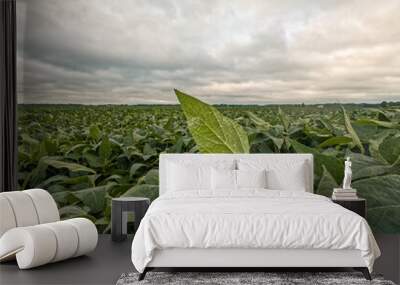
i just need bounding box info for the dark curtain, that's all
[0,0,17,192]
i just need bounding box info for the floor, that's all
[1,234,398,285]
[0,235,134,285]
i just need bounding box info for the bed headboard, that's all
[159,153,314,195]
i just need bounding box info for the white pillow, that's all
[211,168,236,191]
[238,159,307,191]
[166,159,236,193]
[266,165,306,191]
[167,163,211,191]
[236,169,267,189]
[211,169,267,191]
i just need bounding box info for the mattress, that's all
[131,190,380,273]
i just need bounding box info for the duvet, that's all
[131,190,380,273]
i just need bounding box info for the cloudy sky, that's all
[17,0,400,104]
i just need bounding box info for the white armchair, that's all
[0,189,98,269]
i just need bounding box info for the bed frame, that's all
[138,154,372,281]
[140,248,370,280]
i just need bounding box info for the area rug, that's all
[116,272,396,285]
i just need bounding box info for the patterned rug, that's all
[116,271,396,285]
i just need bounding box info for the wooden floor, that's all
[0,235,134,285]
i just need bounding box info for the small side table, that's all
[111,197,150,242]
[332,198,366,218]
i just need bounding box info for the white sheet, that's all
[131,190,380,273]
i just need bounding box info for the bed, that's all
[131,154,380,280]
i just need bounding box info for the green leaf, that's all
[37,175,68,188]
[278,107,290,132]
[95,217,109,225]
[290,140,343,184]
[144,169,159,185]
[143,143,156,155]
[47,184,66,194]
[318,118,338,135]
[104,174,122,182]
[368,130,393,163]
[341,106,364,153]
[368,206,400,234]
[63,175,96,187]
[122,184,159,201]
[353,175,400,233]
[267,134,284,151]
[66,144,89,155]
[84,152,103,168]
[43,158,96,174]
[316,166,338,197]
[175,89,249,153]
[290,139,318,154]
[72,185,113,214]
[52,191,76,205]
[379,135,400,164]
[246,111,271,129]
[89,125,101,141]
[353,165,396,181]
[59,205,91,219]
[99,136,112,161]
[356,119,399,129]
[129,163,147,178]
[20,133,39,145]
[318,136,352,148]
[349,151,399,181]
[24,159,49,188]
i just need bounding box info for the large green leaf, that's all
[72,185,113,214]
[353,164,396,181]
[175,89,249,153]
[379,135,400,164]
[316,166,338,197]
[43,158,96,174]
[368,130,393,163]
[342,106,364,153]
[353,174,400,233]
[348,152,389,181]
[368,206,400,233]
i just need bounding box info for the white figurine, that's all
[342,157,352,189]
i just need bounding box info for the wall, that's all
[15,0,400,281]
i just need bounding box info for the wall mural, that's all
[16,0,400,233]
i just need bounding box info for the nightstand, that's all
[111,197,150,241]
[332,198,366,218]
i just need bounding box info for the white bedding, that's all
[131,190,380,273]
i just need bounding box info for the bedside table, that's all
[332,198,366,218]
[111,197,150,241]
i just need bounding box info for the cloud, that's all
[17,0,400,104]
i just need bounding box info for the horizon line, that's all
[17,101,400,107]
